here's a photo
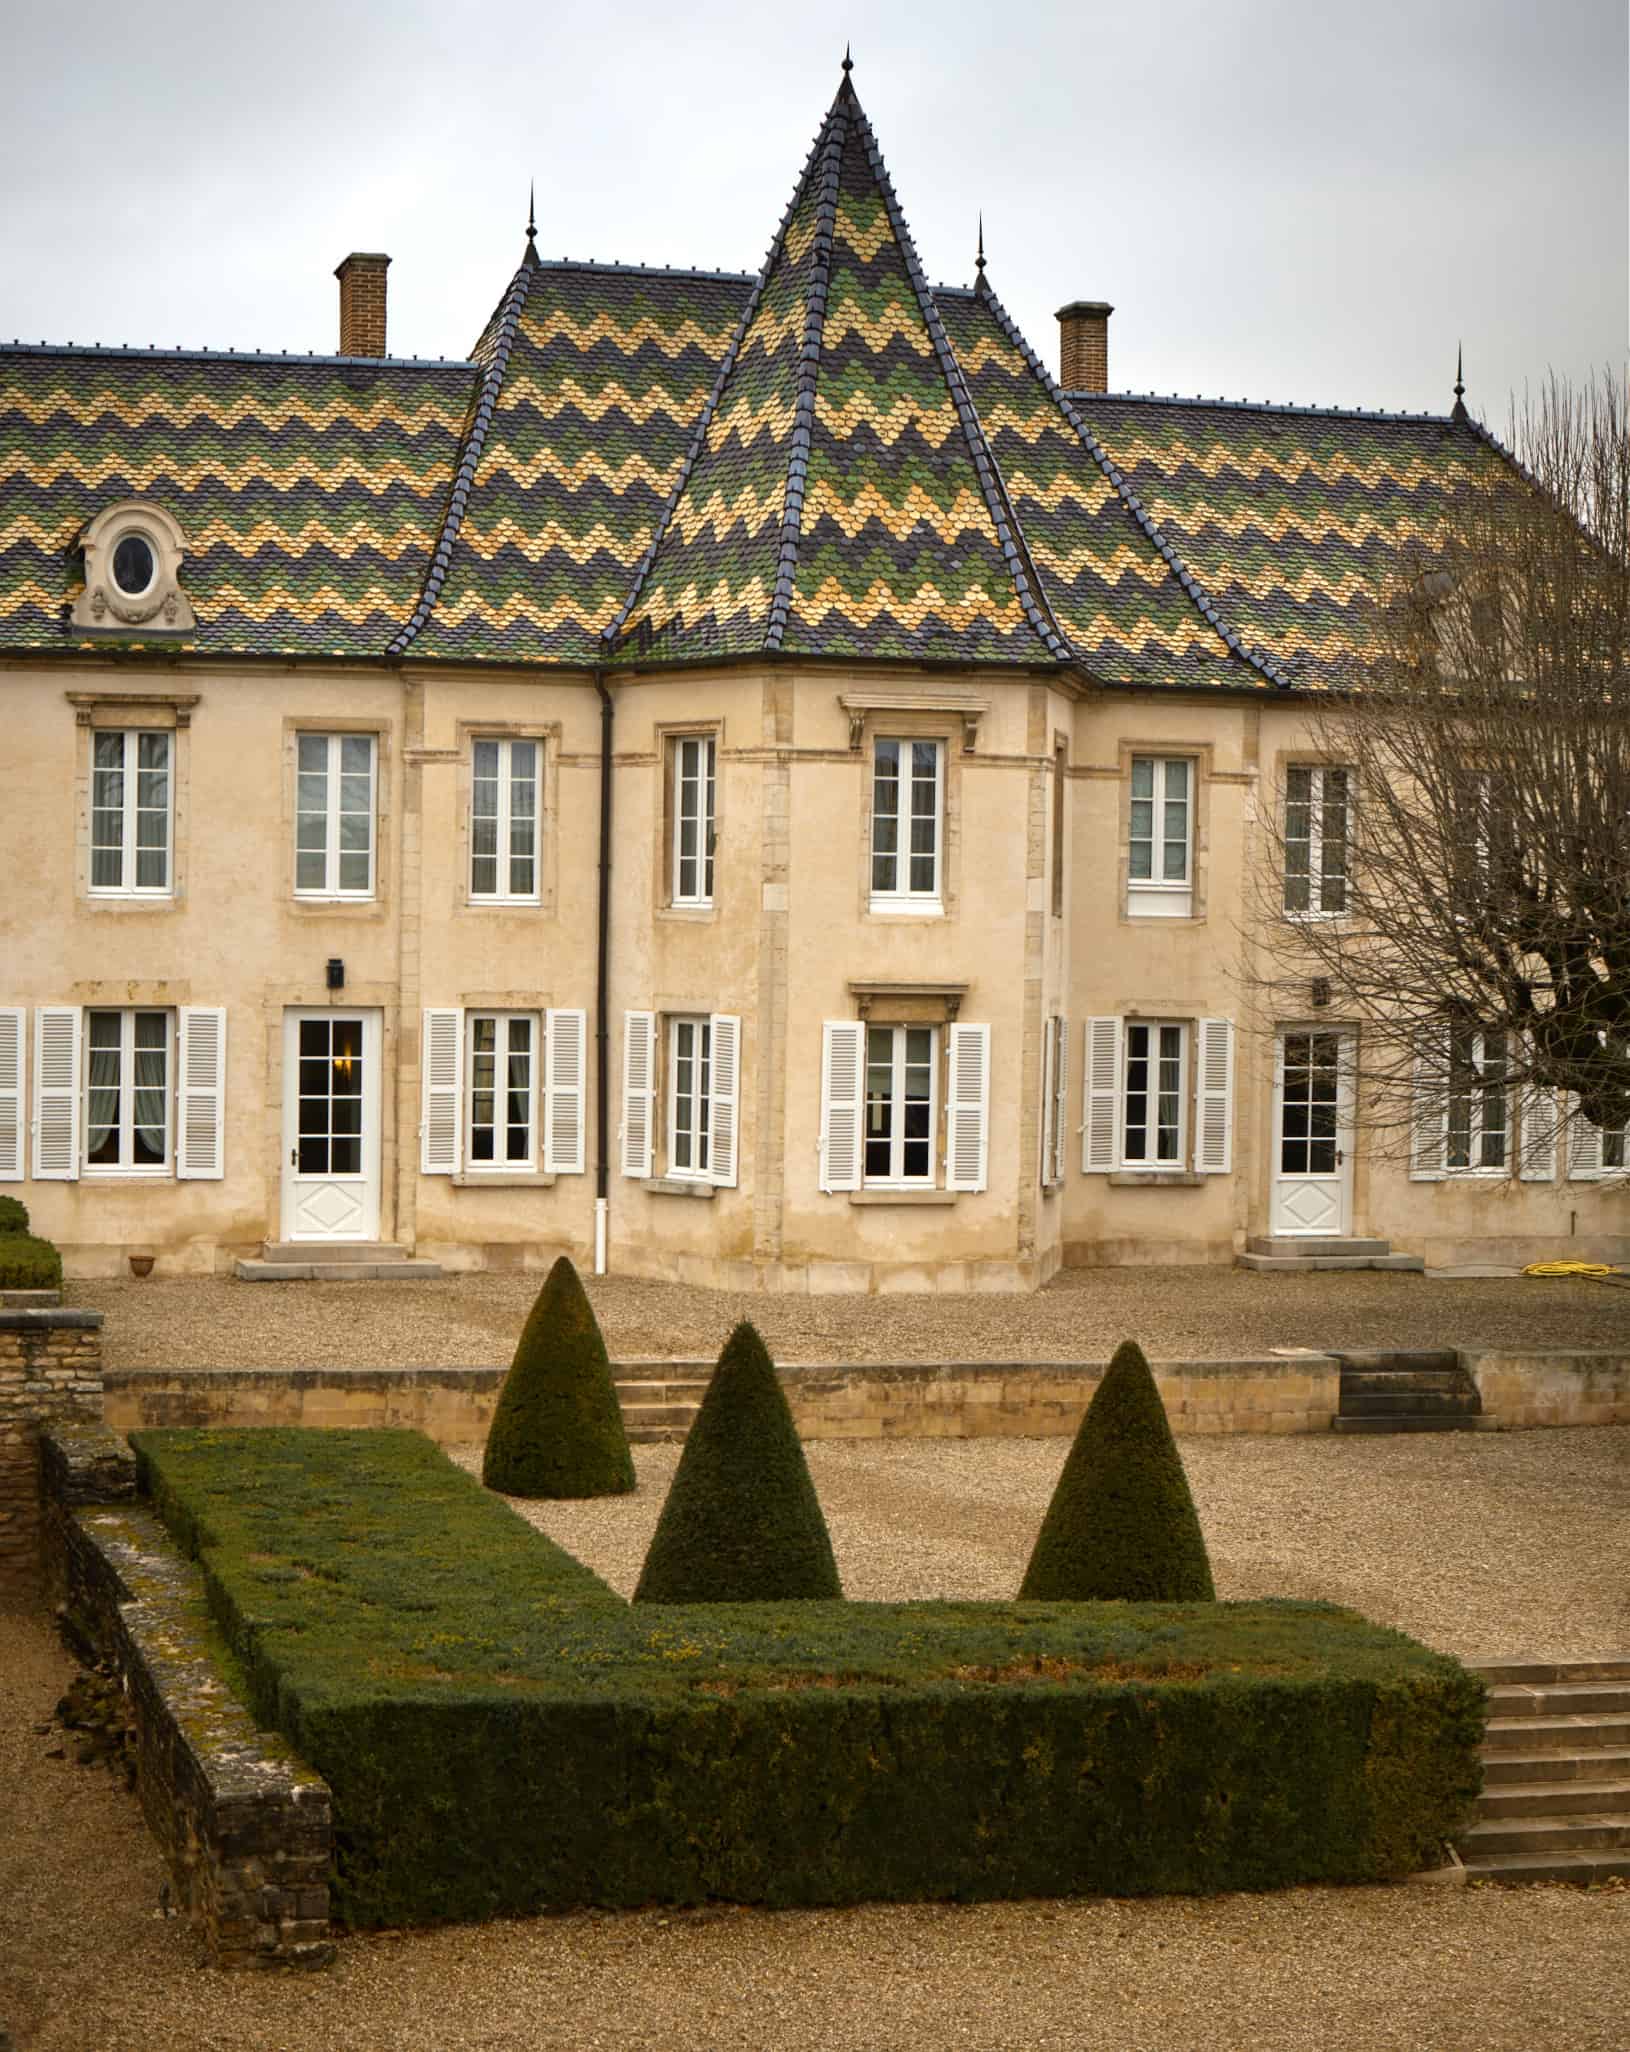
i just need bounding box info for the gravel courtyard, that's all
[5,1424,1629,2050]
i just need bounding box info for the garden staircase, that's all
[1457,1659,1630,1883]
[1331,1349,1485,1434]
[614,1363,711,1442]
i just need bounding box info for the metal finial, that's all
[1451,340,1469,422]
[842,41,853,73]
[526,181,537,246]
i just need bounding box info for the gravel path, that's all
[77,1264,1630,1369]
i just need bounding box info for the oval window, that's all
[111,533,156,596]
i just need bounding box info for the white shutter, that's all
[1195,1017,1235,1174]
[1519,1078,1559,1182]
[708,1013,740,1188]
[1410,1026,1448,1181]
[1083,1016,1121,1173]
[176,1007,226,1180]
[1040,1017,1055,1185]
[544,1008,586,1175]
[1567,1100,1605,1181]
[620,1010,656,1179]
[819,1020,865,1193]
[0,1007,23,1181]
[420,1007,463,1175]
[946,1022,991,1193]
[1052,1016,1070,1184]
[34,1007,81,1181]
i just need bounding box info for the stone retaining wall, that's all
[0,1310,103,1606]
[1469,1351,1630,1429]
[39,1425,334,1969]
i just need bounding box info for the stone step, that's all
[1482,1746,1630,1786]
[235,1259,444,1282]
[1483,1712,1630,1753]
[613,1380,712,1400]
[1460,1812,1630,1857]
[260,1241,413,1263]
[1340,1369,1466,1395]
[1237,1252,1425,1274]
[1331,1413,1486,1434]
[621,1401,701,1443]
[1475,1776,1630,1819]
[1337,1350,1461,1372]
[1338,1389,1480,1417]
[1246,1236,1393,1258]
[1456,1848,1630,1885]
[1488,1681,1630,1720]
[1472,1656,1630,1686]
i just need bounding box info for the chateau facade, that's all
[3,70,1622,1287]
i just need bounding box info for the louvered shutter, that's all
[543,1008,586,1175]
[0,1008,23,1181]
[708,1014,740,1188]
[1051,1017,1070,1184]
[1410,1026,1448,1180]
[1567,1100,1604,1181]
[1040,1018,1056,1186]
[819,1021,864,1193]
[1519,1078,1559,1182]
[176,1007,226,1180]
[946,1022,990,1193]
[34,1007,81,1180]
[1195,1018,1235,1174]
[1082,1016,1121,1173]
[620,1011,655,1179]
[420,1007,463,1174]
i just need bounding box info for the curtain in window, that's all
[133,1015,168,1164]
[86,1017,120,1161]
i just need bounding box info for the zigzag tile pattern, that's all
[411,265,751,663]
[1078,398,1500,686]
[935,294,1235,683]
[0,350,470,653]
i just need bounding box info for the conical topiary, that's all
[1019,1338,1215,1602]
[633,1320,841,1603]
[481,1255,635,1499]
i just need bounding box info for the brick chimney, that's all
[335,253,390,358]
[1056,300,1113,393]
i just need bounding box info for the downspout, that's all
[593,668,613,1274]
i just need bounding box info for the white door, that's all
[1270,1027,1354,1236]
[281,1009,381,1241]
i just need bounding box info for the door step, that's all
[1457,1658,1630,1884]
[1238,1236,1424,1273]
[237,1243,443,1282]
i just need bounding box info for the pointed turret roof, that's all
[606,73,1066,665]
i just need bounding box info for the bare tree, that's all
[1251,374,1630,1173]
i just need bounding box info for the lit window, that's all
[470,739,539,902]
[85,1009,170,1173]
[864,1024,937,1183]
[1283,765,1349,915]
[1123,1021,1187,1167]
[90,730,171,895]
[466,1013,536,1168]
[295,733,376,898]
[672,737,716,906]
[871,739,943,907]
[668,1016,712,1178]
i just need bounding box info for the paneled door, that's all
[1270,1027,1354,1237]
[280,1009,381,1241]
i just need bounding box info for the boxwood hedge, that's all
[0,1232,62,1290]
[132,1428,1486,1930]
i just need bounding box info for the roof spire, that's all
[524,181,538,262]
[842,41,853,74]
[975,212,987,293]
[1451,340,1468,423]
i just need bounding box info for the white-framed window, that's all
[90,729,172,895]
[871,738,943,909]
[470,739,539,902]
[1041,1013,1069,1186]
[295,733,375,898]
[668,1015,713,1177]
[1446,1026,1508,1172]
[1082,1015,1234,1175]
[864,1024,938,1184]
[1122,1020,1187,1167]
[671,736,716,906]
[465,1012,537,1169]
[84,1008,172,1174]
[1570,1105,1629,1178]
[1127,756,1192,916]
[1283,764,1349,915]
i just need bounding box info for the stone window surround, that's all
[70,500,197,636]
[844,699,981,925]
[653,720,723,922]
[280,716,391,919]
[1116,737,1215,926]
[453,719,560,917]
[69,693,197,912]
[1271,744,1355,927]
[846,980,969,1201]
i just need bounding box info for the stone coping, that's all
[0,1307,104,1331]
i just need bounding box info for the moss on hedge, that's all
[634,1321,841,1604]
[1020,1339,1215,1603]
[0,1232,62,1290]
[481,1256,635,1499]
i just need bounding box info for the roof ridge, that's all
[843,95,1069,665]
[976,283,1289,687]
[524,257,756,285]
[385,258,534,659]
[0,341,474,369]
[1076,388,1463,425]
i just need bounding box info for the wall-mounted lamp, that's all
[326,958,345,992]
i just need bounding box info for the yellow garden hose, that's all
[1521,1259,1626,1280]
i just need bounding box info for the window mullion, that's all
[892,1032,906,1181]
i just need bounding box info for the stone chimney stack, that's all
[335,253,391,358]
[1056,300,1113,393]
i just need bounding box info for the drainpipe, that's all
[593,669,613,1275]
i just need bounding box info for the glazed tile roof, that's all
[0,72,1508,688]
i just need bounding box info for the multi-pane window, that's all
[1129,757,1190,889]
[864,1024,936,1183]
[871,739,943,905]
[1447,1026,1508,1170]
[470,740,539,901]
[90,730,171,894]
[85,1009,170,1172]
[466,1013,535,1169]
[294,1015,364,1175]
[1279,1031,1342,1174]
[1283,765,1349,915]
[295,733,375,897]
[672,736,716,906]
[1123,1021,1186,1166]
[668,1016,713,1178]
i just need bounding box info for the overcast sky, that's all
[2,0,1624,421]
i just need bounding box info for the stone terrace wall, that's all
[0,1309,103,1606]
[39,1426,334,1969]
[1469,1351,1630,1428]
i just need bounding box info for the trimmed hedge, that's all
[0,1194,29,1236]
[0,1233,62,1290]
[134,1428,1485,1930]
[635,1320,841,1603]
[482,1256,635,1498]
[1021,1338,1215,1602]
